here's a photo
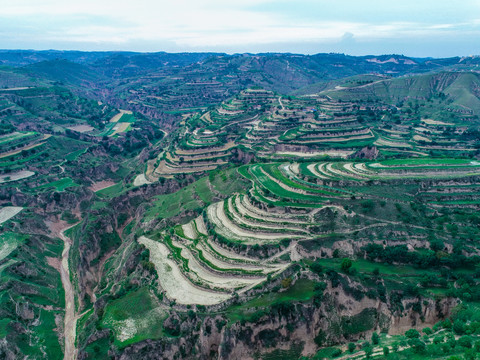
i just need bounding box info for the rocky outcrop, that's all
[349,146,378,160]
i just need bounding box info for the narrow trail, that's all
[59,225,78,360]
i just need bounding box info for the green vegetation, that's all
[101,287,166,347]
[96,183,124,198]
[3,51,480,360]
[38,177,79,192]
[226,278,315,322]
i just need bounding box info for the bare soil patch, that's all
[0,207,22,224]
[89,180,116,192]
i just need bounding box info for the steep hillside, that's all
[324,71,480,116]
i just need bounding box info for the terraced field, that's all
[142,89,385,180]
[139,213,288,305]
[140,158,480,306]
[140,84,480,184]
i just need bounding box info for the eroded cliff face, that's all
[110,281,457,360]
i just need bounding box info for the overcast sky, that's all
[1,0,479,57]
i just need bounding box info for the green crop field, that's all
[37,177,79,192]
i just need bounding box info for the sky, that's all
[0,0,479,57]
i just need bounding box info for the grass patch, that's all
[96,183,123,198]
[102,287,166,347]
[226,278,315,322]
[38,177,79,192]
[118,113,136,123]
[0,232,27,262]
[0,318,11,337]
[65,148,87,161]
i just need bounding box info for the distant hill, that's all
[324,71,480,115]
[90,52,221,77]
[19,59,107,88]
[1,50,478,120]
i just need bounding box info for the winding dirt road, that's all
[59,226,78,360]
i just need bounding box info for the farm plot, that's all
[0,232,26,261]
[273,150,354,159]
[0,170,35,183]
[207,201,304,244]
[66,124,94,133]
[297,159,480,182]
[139,210,292,305]
[133,174,152,187]
[109,109,133,123]
[0,207,23,225]
[236,159,480,220]
[139,157,480,308]
[153,142,236,177]
[138,236,231,305]
[0,134,50,159]
[110,122,131,137]
[0,131,36,146]
[37,177,79,192]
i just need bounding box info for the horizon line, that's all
[1,48,480,59]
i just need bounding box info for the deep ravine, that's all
[59,227,78,360]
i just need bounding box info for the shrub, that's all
[458,335,473,348]
[310,260,323,275]
[258,329,280,348]
[408,338,426,353]
[383,346,389,356]
[433,335,444,344]
[453,319,466,335]
[405,329,420,339]
[331,348,342,357]
[422,327,433,335]
[341,258,353,273]
[364,345,373,358]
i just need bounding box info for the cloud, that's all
[0,0,479,56]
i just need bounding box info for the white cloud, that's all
[0,0,479,55]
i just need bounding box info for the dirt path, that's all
[59,225,78,360]
[0,87,33,91]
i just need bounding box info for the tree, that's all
[464,349,476,360]
[371,332,380,345]
[348,342,356,353]
[458,335,473,348]
[405,329,420,339]
[383,346,389,357]
[453,319,466,335]
[341,258,353,273]
[433,335,444,344]
[423,327,433,335]
[408,338,426,354]
[364,345,373,359]
[310,260,323,275]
